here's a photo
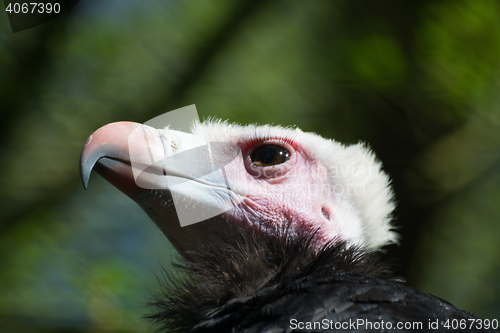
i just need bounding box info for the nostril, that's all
[321,207,330,220]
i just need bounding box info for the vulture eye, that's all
[251,145,290,167]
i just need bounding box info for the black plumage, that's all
[147,222,496,333]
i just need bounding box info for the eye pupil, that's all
[251,145,290,167]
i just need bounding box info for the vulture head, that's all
[80,119,397,258]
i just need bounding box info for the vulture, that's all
[80,119,498,333]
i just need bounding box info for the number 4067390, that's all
[5,2,61,14]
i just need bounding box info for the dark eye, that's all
[251,145,290,167]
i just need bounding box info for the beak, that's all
[79,121,244,228]
[80,122,164,200]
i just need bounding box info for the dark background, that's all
[1,1,499,332]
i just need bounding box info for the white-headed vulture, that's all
[80,120,498,333]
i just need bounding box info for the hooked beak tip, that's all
[79,144,96,190]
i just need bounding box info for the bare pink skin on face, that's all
[220,138,342,247]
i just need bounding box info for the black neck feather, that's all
[146,223,394,333]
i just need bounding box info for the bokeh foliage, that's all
[0,0,499,331]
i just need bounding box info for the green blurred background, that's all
[1,0,499,332]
